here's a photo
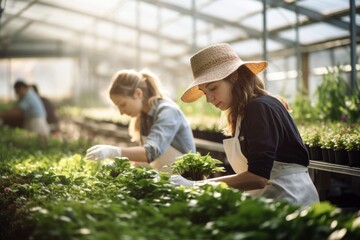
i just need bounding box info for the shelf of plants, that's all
[1,126,360,240]
[69,116,360,179]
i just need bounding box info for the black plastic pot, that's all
[328,149,336,163]
[334,150,349,165]
[321,148,329,162]
[348,150,360,167]
[309,146,322,160]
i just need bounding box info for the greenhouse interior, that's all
[0,0,360,239]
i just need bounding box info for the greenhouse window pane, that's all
[114,46,136,60]
[341,15,360,26]
[196,25,247,47]
[297,0,353,15]
[139,2,159,32]
[0,17,29,37]
[161,16,207,40]
[266,78,297,102]
[242,8,307,31]
[139,34,159,50]
[279,23,349,45]
[25,5,94,32]
[44,0,122,16]
[157,7,182,24]
[269,56,297,73]
[201,0,262,21]
[232,40,264,57]
[94,21,117,39]
[25,25,76,41]
[2,0,29,16]
[160,42,189,57]
[113,27,137,44]
[113,1,137,27]
[162,0,192,9]
[232,39,284,58]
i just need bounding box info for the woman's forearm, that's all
[0,108,22,119]
[206,171,269,191]
[121,146,148,163]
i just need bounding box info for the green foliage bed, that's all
[0,126,360,240]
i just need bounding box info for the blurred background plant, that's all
[291,66,360,125]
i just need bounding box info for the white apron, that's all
[25,117,50,138]
[223,118,319,206]
[133,136,183,174]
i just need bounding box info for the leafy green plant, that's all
[344,86,360,123]
[345,133,360,151]
[333,133,348,151]
[315,67,349,122]
[292,87,319,123]
[305,131,322,148]
[319,129,332,149]
[291,68,360,125]
[322,131,336,150]
[169,152,225,181]
[331,127,353,151]
[101,157,132,178]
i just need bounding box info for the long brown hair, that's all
[109,69,165,142]
[223,65,269,136]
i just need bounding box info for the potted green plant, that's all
[305,130,322,161]
[322,134,336,164]
[318,126,335,163]
[333,132,349,165]
[345,133,360,167]
[169,152,225,181]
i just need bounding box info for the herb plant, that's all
[346,133,360,151]
[169,152,225,180]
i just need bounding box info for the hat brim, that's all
[181,60,268,103]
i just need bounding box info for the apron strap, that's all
[234,117,241,137]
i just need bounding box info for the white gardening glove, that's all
[85,144,122,161]
[169,175,195,187]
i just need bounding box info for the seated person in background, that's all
[0,80,50,138]
[85,69,196,173]
[31,84,61,135]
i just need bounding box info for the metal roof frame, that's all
[0,0,358,85]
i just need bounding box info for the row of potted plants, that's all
[57,105,360,167]
[299,123,360,167]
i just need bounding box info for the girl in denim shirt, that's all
[85,69,196,173]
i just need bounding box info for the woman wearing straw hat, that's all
[85,69,196,173]
[170,43,319,206]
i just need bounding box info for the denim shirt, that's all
[17,89,47,118]
[141,98,196,163]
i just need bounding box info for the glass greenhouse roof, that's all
[0,0,359,77]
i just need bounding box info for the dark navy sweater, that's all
[239,95,309,179]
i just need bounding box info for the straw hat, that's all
[181,43,268,103]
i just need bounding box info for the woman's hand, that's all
[169,175,195,187]
[85,145,122,160]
